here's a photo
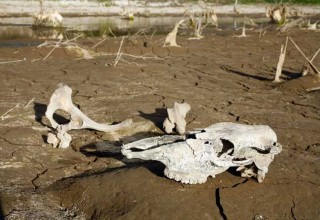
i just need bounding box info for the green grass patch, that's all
[172,0,320,4]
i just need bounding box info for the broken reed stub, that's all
[163,102,191,135]
[122,122,282,184]
[45,83,132,148]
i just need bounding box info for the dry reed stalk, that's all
[273,37,289,83]
[289,37,320,74]
[1,104,20,120]
[113,36,125,67]
[43,38,62,60]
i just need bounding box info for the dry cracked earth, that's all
[0,26,320,219]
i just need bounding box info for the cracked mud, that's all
[0,27,320,219]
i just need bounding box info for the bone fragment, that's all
[163,102,191,135]
[122,122,282,184]
[163,19,185,47]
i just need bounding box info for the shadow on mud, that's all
[0,196,4,220]
[220,64,270,81]
[138,108,167,131]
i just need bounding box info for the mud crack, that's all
[290,198,297,220]
[215,179,248,220]
[31,168,48,190]
[305,143,320,151]
[215,188,227,220]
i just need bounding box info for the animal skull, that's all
[122,122,282,184]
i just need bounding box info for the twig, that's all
[120,53,164,60]
[289,37,320,74]
[63,34,84,45]
[0,58,26,65]
[1,104,20,120]
[109,27,117,39]
[113,36,125,67]
[23,97,35,109]
[151,29,156,40]
[311,48,320,61]
[43,38,62,60]
[92,37,108,49]
[259,24,263,38]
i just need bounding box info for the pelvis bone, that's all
[46,83,132,148]
[122,122,282,184]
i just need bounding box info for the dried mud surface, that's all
[0,27,320,219]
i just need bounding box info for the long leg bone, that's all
[122,122,282,184]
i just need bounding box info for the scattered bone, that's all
[122,122,282,184]
[233,0,239,14]
[273,37,288,83]
[163,102,191,135]
[188,16,206,40]
[66,45,95,60]
[33,11,63,28]
[47,126,71,149]
[308,20,319,30]
[45,84,132,148]
[266,5,287,24]
[235,21,248,38]
[163,19,185,47]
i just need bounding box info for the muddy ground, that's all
[0,25,320,220]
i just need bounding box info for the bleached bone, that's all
[33,11,63,27]
[163,102,191,135]
[47,125,71,149]
[163,19,185,47]
[235,22,248,38]
[308,20,319,30]
[45,83,132,148]
[266,5,286,24]
[122,122,282,184]
[233,0,239,14]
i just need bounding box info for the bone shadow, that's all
[47,161,166,193]
[79,132,161,158]
[79,132,165,178]
[33,102,70,126]
[138,108,167,131]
